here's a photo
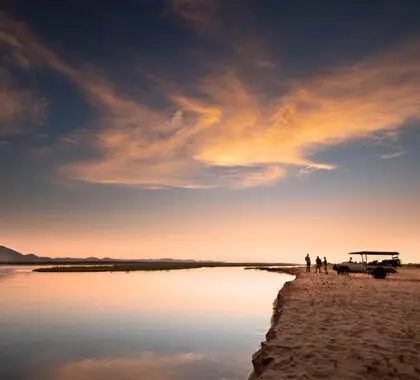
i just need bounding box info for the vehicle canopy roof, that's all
[349,251,399,257]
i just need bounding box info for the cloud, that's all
[0,11,75,76]
[0,13,49,135]
[380,151,406,159]
[166,0,221,32]
[240,165,286,187]
[2,11,420,188]
[297,166,317,178]
[0,67,46,135]
[165,0,275,69]
[63,42,420,188]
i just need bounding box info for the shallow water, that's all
[0,266,292,380]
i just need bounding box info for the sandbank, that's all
[252,268,420,379]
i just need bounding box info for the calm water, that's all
[0,266,292,380]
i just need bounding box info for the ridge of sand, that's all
[252,269,420,379]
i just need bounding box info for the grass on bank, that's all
[33,261,296,273]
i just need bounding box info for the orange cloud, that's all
[2,11,420,188]
[62,43,420,188]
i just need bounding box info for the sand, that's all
[252,268,420,379]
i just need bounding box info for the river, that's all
[0,266,292,380]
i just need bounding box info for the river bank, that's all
[31,262,297,272]
[252,268,420,379]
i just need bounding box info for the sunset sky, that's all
[1,0,420,263]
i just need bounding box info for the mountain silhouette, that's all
[0,246,50,262]
[0,246,102,263]
[0,245,199,264]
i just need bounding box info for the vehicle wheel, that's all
[372,268,387,279]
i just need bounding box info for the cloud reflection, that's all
[38,351,250,380]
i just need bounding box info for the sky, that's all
[1,0,420,263]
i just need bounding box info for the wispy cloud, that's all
[166,0,221,32]
[2,10,420,188]
[297,166,317,178]
[0,67,46,135]
[165,0,275,69]
[380,151,406,159]
[62,45,420,188]
[1,12,50,135]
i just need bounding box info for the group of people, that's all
[305,254,328,274]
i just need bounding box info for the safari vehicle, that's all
[333,251,401,279]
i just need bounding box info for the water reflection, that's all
[0,267,292,380]
[34,352,252,380]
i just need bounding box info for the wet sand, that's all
[252,268,420,379]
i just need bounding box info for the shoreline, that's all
[250,270,300,379]
[251,268,420,379]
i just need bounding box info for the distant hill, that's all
[0,245,197,264]
[0,246,298,269]
[0,246,48,262]
[0,245,100,263]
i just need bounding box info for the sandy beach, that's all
[252,268,420,379]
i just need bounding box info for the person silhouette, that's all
[323,257,328,274]
[305,254,311,272]
[315,256,322,273]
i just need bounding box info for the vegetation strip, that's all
[33,262,297,272]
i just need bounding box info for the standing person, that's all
[315,256,322,273]
[323,257,328,274]
[305,254,311,272]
